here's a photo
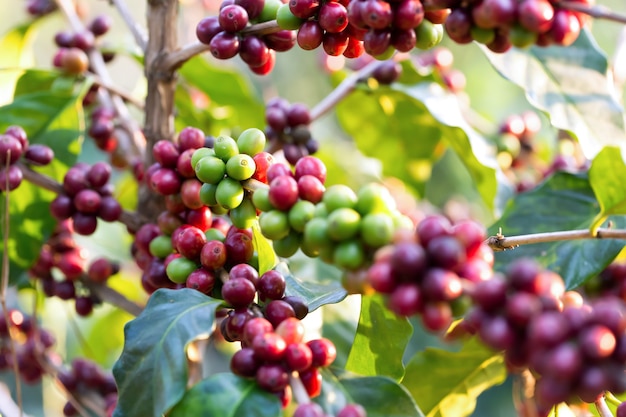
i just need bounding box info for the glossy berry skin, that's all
[197,17,223,44]
[307,338,337,367]
[337,404,368,417]
[293,403,326,417]
[219,5,249,33]
[230,348,259,377]
[222,277,257,308]
[318,2,349,33]
[258,270,286,301]
[264,300,296,327]
[210,32,240,59]
[252,332,287,361]
[0,165,23,191]
[297,21,324,50]
[0,134,23,164]
[256,364,289,392]
[268,176,299,211]
[239,36,271,68]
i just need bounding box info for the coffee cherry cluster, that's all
[50,161,122,235]
[294,402,367,417]
[583,260,626,301]
[87,106,119,154]
[196,0,296,75]
[367,214,493,331]
[443,0,591,53]
[279,0,365,58]
[0,309,56,384]
[29,220,120,316]
[346,0,447,56]
[230,315,336,407]
[193,128,268,218]
[264,98,319,165]
[26,0,57,17]
[58,358,118,417]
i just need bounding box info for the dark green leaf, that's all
[489,172,626,289]
[253,221,277,275]
[337,81,512,212]
[345,294,412,380]
[113,289,222,417]
[0,73,84,283]
[169,373,281,417]
[589,146,626,232]
[402,338,506,417]
[316,369,424,417]
[483,30,626,158]
[178,57,264,132]
[275,262,347,312]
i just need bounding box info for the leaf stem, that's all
[555,1,626,24]
[289,373,311,405]
[109,0,148,51]
[606,391,623,407]
[595,395,614,417]
[310,59,386,122]
[486,227,626,252]
[162,21,283,71]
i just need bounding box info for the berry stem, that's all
[486,227,626,251]
[555,1,626,24]
[309,59,388,122]
[289,372,311,405]
[0,157,23,417]
[242,178,270,193]
[594,395,614,417]
[17,162,146,232]
[91,75,145,110]
[80,276,144,317]
[109,0,148,51]
[163,21,283,71]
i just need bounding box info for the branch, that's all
[80,277,144,317]
[162,21,282,71]
[18,162,145,231]
[109,0,148,51]
[289,373,310,405]
[486,227,626,252]
[91,75,145,109]
[595,395,614,417]
[310,59,386,121]
[556,1,626,24]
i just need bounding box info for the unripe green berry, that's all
[149,235,174,259]
[205,228,226,242]
[360,212,394,247]
[252,187,274,212]
[237,128,266,156]
[226,154,256,181]
[191,147,215,169]
[259,210,290,240]
[200,183,218,206]
[230,197,258,229]
[303,217,331,251]
[327,208,361,241]
[195,156,226,184]
[166,257,198,284]
[273,231,301,258]
[415,20,443,50]
[333,240,364,270]
[288,200,316,233]
[356,183,396,215]
[276,3,304,30]
[214,135,239,162]
[323,184,357,212]
[258,0,282,22]
[216,177,244,209]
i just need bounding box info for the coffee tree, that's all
[1,0,626,415]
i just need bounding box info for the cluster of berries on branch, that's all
[58,358,118,417]
[0,125,54,191]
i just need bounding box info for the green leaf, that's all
[178,56,264,132]
[483,30,626,159]
[489,171,626,289]
[589,146,626,233]
[169,373,281,417]
[113,289,222,417]
[337,81,512,213]
[253,221,277,275]
[316,369,424,417]
[275,262,347,312]
[0,23,38,105]
[0,72,85,283]
[345,294,412,380]
[402,338,506,417]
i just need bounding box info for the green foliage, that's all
[276,262,347,312]
[589,146,626,232]
[489,171,626,289]
[176,56,265,134]
[318,369,425,417]
[0,22,37,104]
[113,289,222,417]
[337,74,511,213]
[169,373,281,417]
[345,294,412,381]
[402,338,506,417]
[253,221,278,274]
[0,70,85,284]
[484,29,626,159]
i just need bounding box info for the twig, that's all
[1,154,22,417]
[17,162,146,232]
[109,0,148,51]
[486,227,626,252]
[309,59,386,121]
[162,21,282,70]
[91,75,145,109]
[289,373,311,405]
[555,1,626,24]
[595,395,614,417]
[242,178,269,193]
[80,276,144,317]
